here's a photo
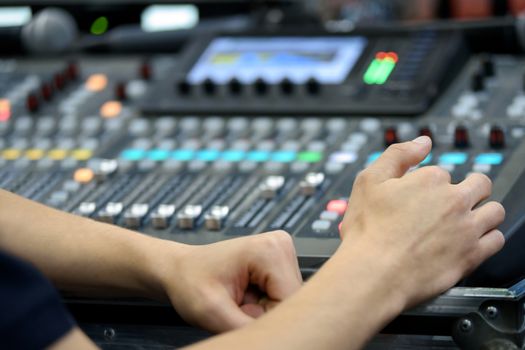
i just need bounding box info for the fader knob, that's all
[471,72,485,92]
[454,125,470,148]
[489,126,505,149]
[384,127,398,147]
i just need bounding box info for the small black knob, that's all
[471,72,485,92]
[254,78,268,96]
[229,78,242,95]
[280,78,294,95]
[481,56,495,78]
[306,78,321,95]
[176,80,191,96]
[203,78,216,96]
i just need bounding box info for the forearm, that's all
[0,189,179,299]
[187,240,406,350]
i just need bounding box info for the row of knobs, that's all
[26,62,79,113]
[176,78,323,97]
[384,125,505,149]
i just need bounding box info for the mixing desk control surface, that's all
[1,50,525,282]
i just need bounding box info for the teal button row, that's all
[475,153,503,165]
[439,152,467,165]
[120,149,322,163]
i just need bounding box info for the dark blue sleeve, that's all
[0,249,75,349]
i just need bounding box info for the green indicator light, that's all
[298,151,322,163]
[91,16,109,35]
[374,60,396,85]
[363,59,382,85]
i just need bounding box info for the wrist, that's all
[130,234,190,302]
[331,238,409,320]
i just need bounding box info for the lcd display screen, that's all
[188,36,368,85]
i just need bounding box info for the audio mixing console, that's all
[2,39,525,281]
[4,25,525,348]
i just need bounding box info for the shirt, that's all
[0,249,75,349]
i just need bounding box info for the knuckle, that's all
[261,230,294,252]
[473,173,493,193]
[421,166,450,183]
[453,186,471,210]
[354,171,370,187]
[491,202,506,222]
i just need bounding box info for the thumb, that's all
[366,136,431,182]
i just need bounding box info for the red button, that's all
[326,199,347,215]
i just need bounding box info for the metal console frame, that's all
[66,279,525,349]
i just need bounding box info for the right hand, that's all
[339,136,505,307]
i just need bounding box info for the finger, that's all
[471,201,505,237]
[477,229,505,262]
[456,173,492,209]
[240,303,265,318]
[203,289,255,332]
[366,136,432,183]
[250,233,303,300]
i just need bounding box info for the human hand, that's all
[339,136,505,307]
[149,231,302,333]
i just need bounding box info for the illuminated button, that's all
[420,153,432,165]
[25,148,45,160]
[330,152,357,164]
[271,151,296,163]
[247,150,270,162]
[85,74,108,92]
[71,149,93,161]
[475,153,503,165]
[0,99,11,122]
[121,148,146,161]
[74,168,94,184]
[147,149,170,161]
[298,151,322,163]
[221,150,245,162]
[367,152,382,165]
[439,152,468,165]
[197,149,220,162]
[326,199,348,215]
[2,148,21,160]
[100,100,122,119]
[172,149,194,161]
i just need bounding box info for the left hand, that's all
[148,231,303,333]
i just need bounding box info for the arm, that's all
[0,190,302,332]
[186,136,505,350]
